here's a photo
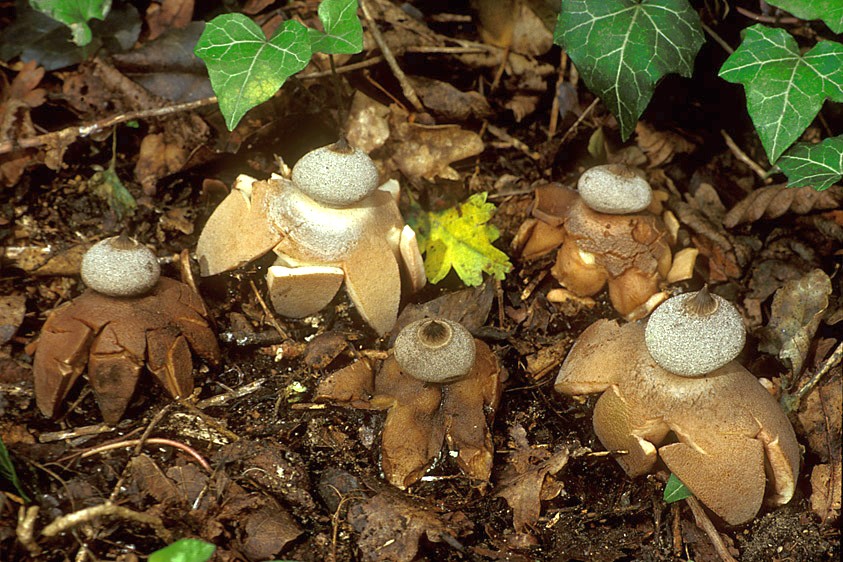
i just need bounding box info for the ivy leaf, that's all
[149,539,215,562]
[309,0,363,55]
[416,193,513,287]
[554,0,704,140]
[764,0,843,34]
[719,25,843,163]
[30,0,111,46]
[195,14,311,131]
[663,473,693,503]
[778,135,843,191]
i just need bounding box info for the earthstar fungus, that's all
[373,317,502,488]
[196,139,425,335]
[515,165,676,319]
[316,317,503,489]
[31,235,220,423]
[555,288,800,525]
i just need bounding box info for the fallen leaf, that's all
[345,91,391,154]
[494,424,570,532]
[408,76,491,121]
[724,184,843,228]
[415,192,513,286]
[348,490,472,562]
[239,503,302,561]
[473,0,554,56]
[759,269,832,375]
[388,106,484,181]
[146,0,194,41]
[810,462,842,524]
[0,61,47,186]
[0,295,26,346]
[393,280,495,342]
[635,121,697,168]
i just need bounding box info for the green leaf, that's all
[0,436,30,502]
[88,166,136,220]
[778,135,843,191]
[719,25,843,163]
[309,0,363,54]
[149,539,215,562]
[30,0,111,46]
[195,14,312,131]
[554,0,704,140]
[765,0,843,34]
[663,473,693,503]
[416,193,512,286]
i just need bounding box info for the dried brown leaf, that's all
[146,0,194,41]
[345,91,391,153]
[810,462,842,524]
[634,121,697,168]
[473,0,554,56]
[239,503,302,560]
[408,76,491,121]
[348,490,471,562]
[0,294,26,346]
[388,106,484,181]
[315,359,375,408]
[0,61,47,185]
[393,280,495,342]
[494,424,570,532]
[505,94,540,122]
[759,269,832,375]
[724,185,843,228]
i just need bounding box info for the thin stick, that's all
[249,279,290,340]
[0,58,389,157]
[783,340,843,412]
[490,44,511,91]
[359,0,424,112]
[486,124,541,160]
[79,437,212,471]
[685,496,739,562]
[735,6,799,24]
[0,96,218,155]
[41,503,173,543]
[548,51,568,139]
[701,22,734,55]
[558,98,599,146]
[720,130,771,185]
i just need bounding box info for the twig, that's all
[685,496,739,562]
[249,279,290,341]
[558,97,599,146]
[196,378,266,409]
[79,437,212,471]
[359,0,424,112]
[486,124,541,160]
[783,340,843,412]
[38,422,123,443]
[549,51,568,139]
[490,44,511,92]
[720,130,771,185]
[0,58,389,157]
[0,96,218,156]
[735,6,799,24]
[41,502,173,543]
[701,22,734,55]
[107,403,174,503]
